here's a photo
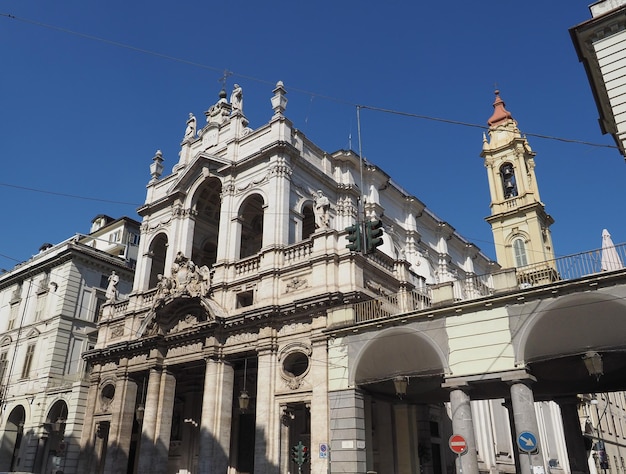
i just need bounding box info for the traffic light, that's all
[365,218,384,253]
[291,441,308,466]
[345,224,362,252]
[291,444,300,464]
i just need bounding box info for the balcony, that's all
[351,242,626,324]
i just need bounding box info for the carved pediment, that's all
[141,296,220,338]
[167,154,230,196]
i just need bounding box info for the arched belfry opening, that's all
[148,233,168,289]
[500,162,518,198]
[192,178,222,268]
[239,194,264,259]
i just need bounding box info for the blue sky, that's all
[0,1,623,270]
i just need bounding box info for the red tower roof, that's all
[487,90,513,126]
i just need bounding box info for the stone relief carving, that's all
[236,172,270,193]
[285,276,307,293]
[110,324,124,338]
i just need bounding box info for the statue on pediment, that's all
[230,84,243,113]
[184,113,196,140]
[170,252,211,298]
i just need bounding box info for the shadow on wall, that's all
[0,427,81,474]
[78,421,277,474]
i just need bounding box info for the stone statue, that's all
[313,190,330,229]
[152,274,173,310]
[184,113,196,139]
[230,84,243,113]
[169,251,211,298]
[105,271,119,302]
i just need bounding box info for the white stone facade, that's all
[0,217,138,474]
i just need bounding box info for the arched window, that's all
[500,163,518,199]
[512,238,528,267]
[192,179,222,268]
[239,194,264,259]
[302,205,316,240]
[148,234,168,289]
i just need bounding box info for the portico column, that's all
[152,368,177,474]
[555,396,591,474]
[198,357,234,473]
[448,386,480,474]
[506,374,546,473]
[103,372,138,474]
[137,367,163,473]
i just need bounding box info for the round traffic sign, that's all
[517,431,538,453]
[449,434,468,454]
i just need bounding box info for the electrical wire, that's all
[0,12,618,151]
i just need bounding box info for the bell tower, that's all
[481,91,555,269]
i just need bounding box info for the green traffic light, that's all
[345,223,361,252]
[365,218,384,253]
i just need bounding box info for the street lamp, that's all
[583,351,603,381]
[238,358,250,413]
[393,376,408,399]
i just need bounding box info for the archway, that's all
[517,292,626,473]
[148,233,168,289]
[352,328,448,474]
[0,405,26,472]
[239,194,264,259]
[192,178,222,268]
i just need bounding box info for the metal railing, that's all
[351,243,626,324]
[517,242,626,286]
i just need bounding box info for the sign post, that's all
[517,431,539,474]
[449,434,467,473]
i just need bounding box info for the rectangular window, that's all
[21,343,35,379]
[8,303,19,330]
[129,233,140,246]
[109,230,121,243]
[94,296,106,322]
[35,292,47,321]
[0,351,8,384]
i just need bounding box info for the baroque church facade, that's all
[73,83,626,474]
[77,83,501,474]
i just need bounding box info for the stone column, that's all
[507,376,546,474]
[328,388,367,474]
[448,387,480,474]
[198,357,234,473]
[254,347,279,473]
[137,367,163,473]
[556,396,591,474]
[77,373,101,473]
[152,368,177,474]
[103,373,138,474]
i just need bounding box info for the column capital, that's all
[501,370,536,385]
[441,379,471,392]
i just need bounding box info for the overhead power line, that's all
[0,12,619,151]
[0,182,142,206]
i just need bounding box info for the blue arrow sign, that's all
[517,431,538,453]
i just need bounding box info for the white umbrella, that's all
[601,229,623,271]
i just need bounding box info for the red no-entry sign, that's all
[449,434,468,455]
